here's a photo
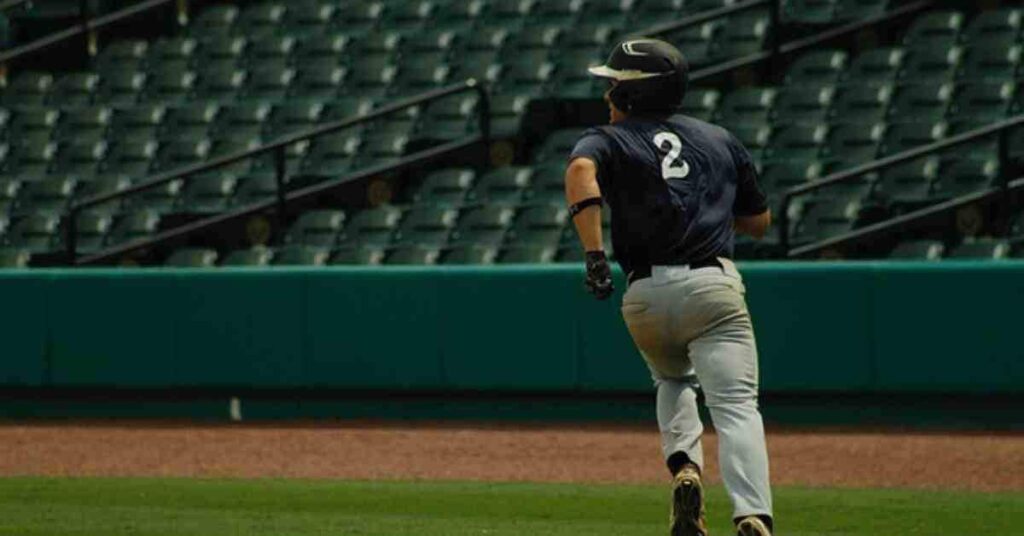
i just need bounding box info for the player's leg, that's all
[687,283,773,529]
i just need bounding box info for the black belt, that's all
[627,257,723,286]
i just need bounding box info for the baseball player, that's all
[564,39,775,536]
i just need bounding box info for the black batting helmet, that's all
[588,38,689,115]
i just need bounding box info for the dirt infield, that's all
[1,422,1021,492]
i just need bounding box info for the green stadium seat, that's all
[357,131,409,168]
[330,245,387,265]
[888,83,955,124]
[213,102,270,141]
[822,122,885,170]
[764,123,828,165]
[0,177,20,213]
[791,198,862,245]
[948,82,1015,133]
[898,46,963,85]
[95,40,149,74]
[221,246,274,266]
[14,175,78,214]
[293,64,348,99]
[393,206,459,248]
[947,238,1011,260]
[774,85,836,125]
[565,23,617,51]
[783,0,836,25]
[962,8,1022,46]
[96,70,148,106]
[507,205,567,248]
[6,139,57,176]
[784,50,847,86]
[412,168,476,207]
[229,171,278,207]
[712,10,770,61]
[283,209,346,247]
[451,205,516,247]
[338,1,386,34]
[165,247,219,267]
[760,160,824,200]
[3,72,54,107]
[325,98,374,121]
[889,239,944,260]
[499,245,557,263]
[385,1,437,33]
[236,2,287,37]
[903,10,964,49]
[129,176,183,213]
[272,100,326,135]
[51,72,100,106]
[395,63,451,97]
[419,93,480,141]
[190,4,239,36]
[53,139,107,178]
[143,67,197,104]
[834,0,888,21]
[207,134,263,174]
[588,0,634,27]
[57,105,111,142]
[960,40,1020,84]
[716,87,777,128]
[12,107,59,142]
[500,57,556,97]
[407,27,464,59]
[178,172,238,213]
[632,0,684,29]
[274,245,331,265]
[0,247,31,268]
[531,0,585,25]
[439,0,490,23]
[489,0,537,23]
[525,161,565,206]
[829,82,893,126]
[70,210,111,254]
[296,33,353,70]
[934,157,999,200]
[346,58,398,100]
[843,47,905,87]
[465,24,515,54]
[729,123,772,162]
[283,2,336,32]
[245,66,296,101]
[303,130,360,177]
[669,22,721,66]
[149,37,199,72]
[159,138,211,171]
[680,89,720,122]
[339,205,404,248]
[196,68,247,104]
[247,35,297,66]
[105,210,161,246]
[77,174,132,213]
[875,156,940,205]
[533,128,584,163]
[104,139,159,177]
[469,167,532,204]
[443,244,499,264]
[0,108,10,140]
[6,211,60,253]
[387,245,442,265]
[879,121,947,157]
[355,30,405,64]
[198,35,248,72]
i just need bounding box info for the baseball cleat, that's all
[736,516,771,536]
[670,464,707,536]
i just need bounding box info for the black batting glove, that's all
[584,251,614,300]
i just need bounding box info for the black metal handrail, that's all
[689,0,934,81]
[788,177,1024,258]
[0,0,31,13]
[779,115,1024,253]
[66,79,491,264]
[0,0,176,64]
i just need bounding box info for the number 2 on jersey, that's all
[653,132,690,180]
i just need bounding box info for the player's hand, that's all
[584,251,614,300]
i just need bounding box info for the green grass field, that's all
[0,478,1020,535]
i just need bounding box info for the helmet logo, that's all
[622,40,655,56]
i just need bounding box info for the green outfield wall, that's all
[2,262,1023,396]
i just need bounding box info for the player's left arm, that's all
[735,210,772,240]
[729,132,772,240]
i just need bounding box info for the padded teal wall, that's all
[2,262,1023,394]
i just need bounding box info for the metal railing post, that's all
[274,145,287,222]
[778,192,790,252]
[65,206,78,265]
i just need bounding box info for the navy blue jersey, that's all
[569,114,767,276]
